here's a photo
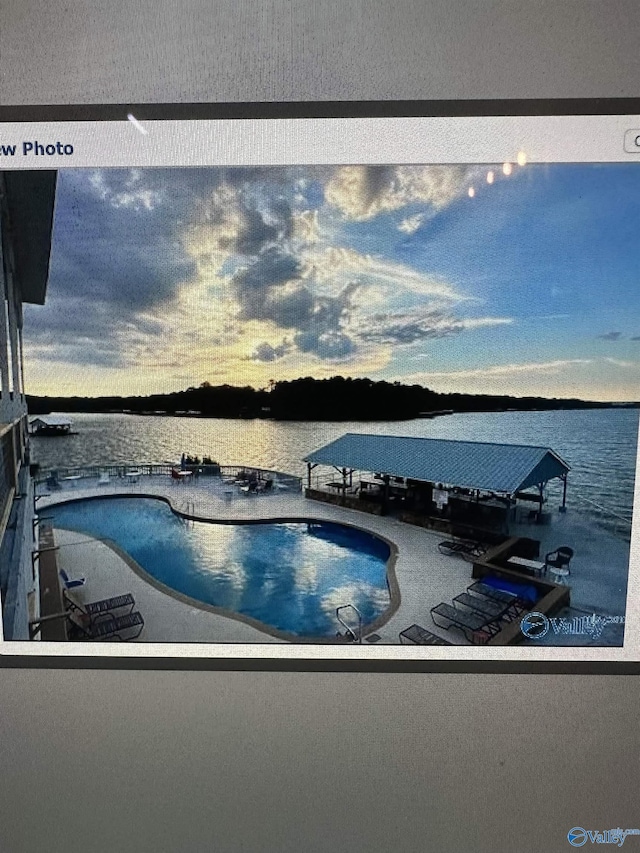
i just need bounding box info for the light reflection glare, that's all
[486,171,494,184]
[517,151,527,166]
[468,187,475,198]
[502,162,513,176]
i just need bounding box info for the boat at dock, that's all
[29,415,77,436]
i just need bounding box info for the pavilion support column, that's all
[538,483,544,520]
[560,474,568,513]
[382,474,390,516]
[306,462,316,490]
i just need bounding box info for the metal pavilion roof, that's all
[304,433,570,495]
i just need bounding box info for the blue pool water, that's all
[48,497,392,637]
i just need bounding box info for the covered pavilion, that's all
[304,433,571,532]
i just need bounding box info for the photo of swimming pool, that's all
[47,497,392,638]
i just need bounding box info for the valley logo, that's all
[520,612,549,639]
[521,612,624,640]
[567,827,640,847]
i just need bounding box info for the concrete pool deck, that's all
[37,472,631,645]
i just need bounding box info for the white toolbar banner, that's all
[0,116,639,167]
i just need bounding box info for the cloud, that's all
[294,329,356,359]
[24,164,520,390]
[604,357,637,368]
[24,168,209,365]
[251,341,291,362]
[398,214,425,234]
[393,357,640,402]
[353,310,512,345]
[324,165,472,220]
[407,358,593,381]
[301,246,463,301]
[597,331,623,340]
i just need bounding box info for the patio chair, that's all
[544,545,574,569]
[544,546,574,575]
[63,589,136,618]
[46,472,60,490]
[66,608,144,641]
[59,568,86,589]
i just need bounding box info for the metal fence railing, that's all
[34,462,303,492]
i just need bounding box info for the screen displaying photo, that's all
[1,106,638,661]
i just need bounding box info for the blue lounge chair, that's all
[59,569,86,589]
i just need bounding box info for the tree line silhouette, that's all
[26,376,635,421]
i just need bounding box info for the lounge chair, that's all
[453,592,512,621]
[66,609,144,641]
[467,580,517,604]
[97,470,110,485]
[466,580,528,621]
[399,624,452,645]
[64,589,136,618]
[59,568,86,589]
[430,602,502,644]
[438,539,486,559]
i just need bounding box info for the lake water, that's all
[32,408,638,538]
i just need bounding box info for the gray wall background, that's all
[1,2,639,851]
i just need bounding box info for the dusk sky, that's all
[23,162,640,400]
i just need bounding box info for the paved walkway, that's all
[39,472,631,645]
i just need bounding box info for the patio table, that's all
[507,555,546,577]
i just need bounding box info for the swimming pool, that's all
[48,497,393,638]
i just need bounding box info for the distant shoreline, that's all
[28,402,639,424]
[26,376,639,423]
